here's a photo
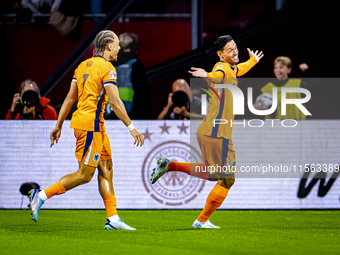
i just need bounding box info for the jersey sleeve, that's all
[72,67,78,83]
[235,57,258,77]
[102,63,117,87]
[206,64,225,84]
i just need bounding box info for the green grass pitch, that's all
[0,209,339,255]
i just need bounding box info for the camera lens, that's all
[20,90,39,107]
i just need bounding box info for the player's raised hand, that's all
[188,67,208,78]
[50,127,61,147]
[130,129,144,147]
[247,48,264,62]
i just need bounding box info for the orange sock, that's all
[44,181,67,199]
[197,184,229,222]
[103,195,118,218]
[168,161,209,180]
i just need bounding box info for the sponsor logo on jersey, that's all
[216,65,223,70]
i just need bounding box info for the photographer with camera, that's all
[157,79,205,120]
[6,79,57,120]
[157,79,190,120]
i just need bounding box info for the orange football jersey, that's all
[198,57,258,139]
[71,56,117,132]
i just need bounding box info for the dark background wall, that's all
[1,0,339,119]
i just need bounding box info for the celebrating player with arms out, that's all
[29,30,144,230]
[151,35,263,228]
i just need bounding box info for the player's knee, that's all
[226,176,235,189]
[77,171,95,184]
[102,168,113,180]
[218,175,235,189]
[98,160,113,180]
[85,171,95,183]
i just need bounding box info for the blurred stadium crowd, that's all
[0,0,338,120]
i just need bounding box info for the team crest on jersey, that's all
[93,153,100,163]
[215,65,223,71]
[109,71,116,79]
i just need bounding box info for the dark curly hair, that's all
[213,35,233,52]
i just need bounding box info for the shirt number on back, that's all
[83,74,89,88]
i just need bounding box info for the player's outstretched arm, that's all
[189,67,224,84]
[236,48,264,77]
[188,67,208,78]
[105,85,144,147]
[50,81,78,147]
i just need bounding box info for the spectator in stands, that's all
[253,56,312,120]
[6,79,57,120]
[50,0,84,39]
[16,0,62,23]
[157,78,204,120]
[105,32,152,119]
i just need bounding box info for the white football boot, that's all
[192,219,220,229]
[104,218,136,230]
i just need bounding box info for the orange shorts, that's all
[74,129,112,167]
[197,131,236,175]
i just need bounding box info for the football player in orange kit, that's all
[151,35,263,228]
[29,30,144,230]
